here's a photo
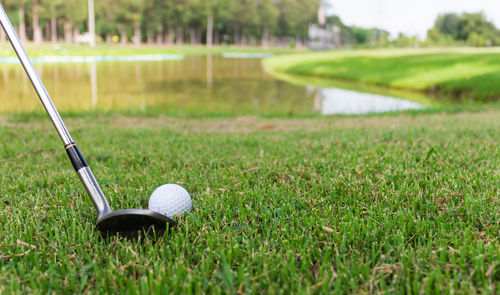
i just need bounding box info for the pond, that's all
[0,55,428,115]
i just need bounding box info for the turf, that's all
[263,48,500,102]
[0,111,498,293]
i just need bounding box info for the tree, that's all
[40,0,62,42]
[95,0,118,42]
[31,0,42,44]
[191,0,231,47]
[208,0,233,45]
[427,11,500,47]
[393,33,419,48]
[230,0,257,45]
[257,0,279,47]
[142,0,163,43]
[459,12,498,46]
[88,0,96,46]
[5,0,29,42]
[435,13,461,39]
[195,0,216,47]
[186,0,204,44]
[105,0,143,44]
[278,0,321,45]
[351,27,371,44]
[171,0,192,45]
[60,0,87,43]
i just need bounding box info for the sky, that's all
[326,0,500,39]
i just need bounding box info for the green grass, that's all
[263,48,500,102]
[0,111,499,293]
[0,43,299,58]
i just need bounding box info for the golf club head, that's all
[96,209,177,238]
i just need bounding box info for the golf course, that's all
[0,45,499,293]
[0,0,500,291]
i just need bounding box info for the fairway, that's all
[1,111,498,293]
[263,49,500,103]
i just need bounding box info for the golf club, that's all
[0,4,177,237]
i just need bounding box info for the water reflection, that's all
[0,55,427,115]
[90,61,97,107]
[206,54,213,89]
[0,56,316,115]
[317,88,425,115]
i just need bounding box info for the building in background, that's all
[308,5,341,50]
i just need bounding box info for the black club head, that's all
[96,209,177,238]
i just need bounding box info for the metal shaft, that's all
[0,4,111,219]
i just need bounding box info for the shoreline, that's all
[263,49,500,103]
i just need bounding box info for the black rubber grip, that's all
[65,143,88,171]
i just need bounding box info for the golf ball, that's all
[148,184,192,218]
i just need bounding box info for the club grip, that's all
[65,143,88,171]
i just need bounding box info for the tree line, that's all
[3,1,495,49]
[1,0,321,47]
[427,12,500,47]
[324,11,500,48]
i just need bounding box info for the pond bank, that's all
[263,49,500,103]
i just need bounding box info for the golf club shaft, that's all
[0,4,111,219]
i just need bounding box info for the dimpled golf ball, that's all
[148,184,192,218]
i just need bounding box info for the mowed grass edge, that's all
[0,44,300,58]
[0,111,499,293]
